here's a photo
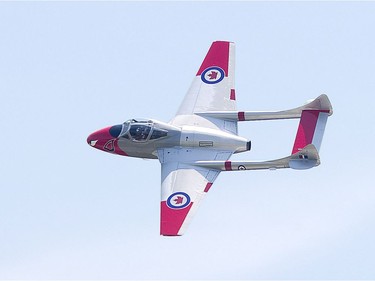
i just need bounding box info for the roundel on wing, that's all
[201,66,225,84]
[167,192,191,209]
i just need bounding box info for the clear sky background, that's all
[1,1,375,280]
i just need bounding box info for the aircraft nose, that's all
[87,124,124,151]
[87,124,128,156]
[87,126,112,147]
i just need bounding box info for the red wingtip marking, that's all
[160,201,192,236]
[197,41,230,76]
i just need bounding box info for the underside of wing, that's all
[158,148,232,236]
[170,41,238,134]
[160,164,218,236]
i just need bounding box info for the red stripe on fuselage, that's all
[196,41,230,76]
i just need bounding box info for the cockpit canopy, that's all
[120,119,167,142]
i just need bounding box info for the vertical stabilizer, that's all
[292,95,333,154]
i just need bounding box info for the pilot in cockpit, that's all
[133,125,150,141]
[134,126,145,141]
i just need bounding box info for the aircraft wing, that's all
[170,41,238,134]
[158,148,232,236]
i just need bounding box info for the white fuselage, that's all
[179,125,249,153]
[116,119,250,159]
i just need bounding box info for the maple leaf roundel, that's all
[201,66,225,84]
[167,192,191,209]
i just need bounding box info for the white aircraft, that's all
[87,41,333,236]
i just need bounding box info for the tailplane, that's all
[192,95,332,172]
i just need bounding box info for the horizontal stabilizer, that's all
[192,144,320,171]
[195,94,333,122]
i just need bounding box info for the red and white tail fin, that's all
[292,95,333,154]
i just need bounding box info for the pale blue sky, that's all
[1,1,375,279]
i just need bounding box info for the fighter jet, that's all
[87,41,333,236]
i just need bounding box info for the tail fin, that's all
[292,94,333,154]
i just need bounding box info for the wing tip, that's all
[196,41,233,76]
[160,233,183,237]
[160,201,192,236]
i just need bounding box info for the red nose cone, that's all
[87,125,127,156]
[87,127,113,151]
